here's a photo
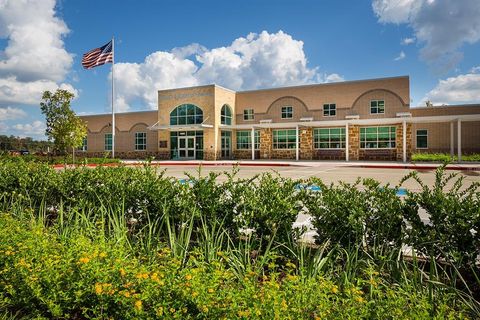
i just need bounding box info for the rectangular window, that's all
[370,100,385,114]
[104,133,112,151]
[273,129,297,149]
[323,103,336,117]
[281,106,293,119]
[314,128,345,149]
[416,129,428,149]
[236,130,260,150]
[135,132,147,151]
[80,137,87,151]
[243,109,254,121]
[360,126,396,149]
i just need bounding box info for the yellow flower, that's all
[136,272,149,279]
[185,274,192,281]
[281,299,288,310]
[156,306,164,316]
[331,286,338,294]
[356,296,365,303]
[169,307,176,313]
[151,272,159,281]
[202,306,209,313]
[95,283,103,295]
[192,291,199,298]
[207,288,214,293]
[123,291,131,298]
[135,300,142,311]
[99,252,107,258]
[78,257,90,264]
[119,268,126,277]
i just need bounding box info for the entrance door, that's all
[178,136,195,159]
[221,131,231,159]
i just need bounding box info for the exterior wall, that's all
[235,76,410,124]
[299,128,313,160]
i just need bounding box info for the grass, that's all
[411,153,480,162]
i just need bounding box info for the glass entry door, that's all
[178,136,195,159]
[221,131,232,159]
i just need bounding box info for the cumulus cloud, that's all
[114,31,340,111]
[0,0,76,106]
[394,51,406,61]
[373,0,480,69]
[423,70,480,105]
[0,106,27,121]
[12,120,46,137]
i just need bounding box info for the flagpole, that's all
[111,37,115,158]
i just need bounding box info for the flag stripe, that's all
[82,40,113,69]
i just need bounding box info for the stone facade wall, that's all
[359,149,397,161]
[260,129,272,159]
[271,149,296,159]
[348,125,360,161]
[81,151,170,160]
[313,149,346,160]
[299,128,313,160]
[233,150,260,160]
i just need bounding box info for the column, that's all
[450,122,454,157]
[251,127,255,160]
[295,125,299,161]
[345,123,349,161]
[457,119,462,162]
[402,120,407,163]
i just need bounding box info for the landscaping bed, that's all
[0,159,479,319]
[412,153,480,162]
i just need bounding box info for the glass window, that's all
[273,129,297,149]
[104,133,112,151]
[236,130,260,150]
[370,100,385,114]
[416,129,428,148]
[170,104,203,125]
[135,132,147,151]
[314,128,345,149]
[78,137,87,151]
[360,126,396,149]
[221,104,232,125]
[323,103,336,117]
[281,106,293,119]
[243,109,254,121]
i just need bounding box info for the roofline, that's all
[156,75,410,95]
[237,75,410,94]
[79,110,157,118]
[412,103,480,109]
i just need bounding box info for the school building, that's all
[79,76,480,162]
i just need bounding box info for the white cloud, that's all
[0,77,77,105]
[423,71,480,105]
[0,122,9,133]
[0,106,27,121]
[0,0,76,106]
[12,120,46,137]
[113,31,339,111]
[401,37,415,45]
[373,0,480,69]
[394,51,406,61]
[325,73,345,83]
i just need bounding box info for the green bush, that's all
[411,153,480,162]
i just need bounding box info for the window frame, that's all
[104,133,112,151]
[323,103,336,117]
[360,126,396,149]
[170,104,203,126]
[416,129,428,149]
[221,104,232,125]
[370,100,385,115]
[313,127,346,149]
[243,109,254,121]
[281,106,293,119]
[272,129,297,149]
[135,132,147,151]
[236,130,260,150]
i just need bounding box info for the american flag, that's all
[82,40,113,69]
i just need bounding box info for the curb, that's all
[52,161,301,169]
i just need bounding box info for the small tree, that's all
[40,89,87,157]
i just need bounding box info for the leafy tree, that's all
[40,90,87,154]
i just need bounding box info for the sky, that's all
[0,0,479,140]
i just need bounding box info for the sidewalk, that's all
[119,159,480,171]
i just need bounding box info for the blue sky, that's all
[0,0,479,139]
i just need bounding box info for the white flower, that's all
[239,227,256,236]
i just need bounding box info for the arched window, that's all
[170,104,203,125]
[221,104,232,125]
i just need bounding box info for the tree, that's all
[40,89,87,155]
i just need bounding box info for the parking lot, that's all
[154,163,480,191]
